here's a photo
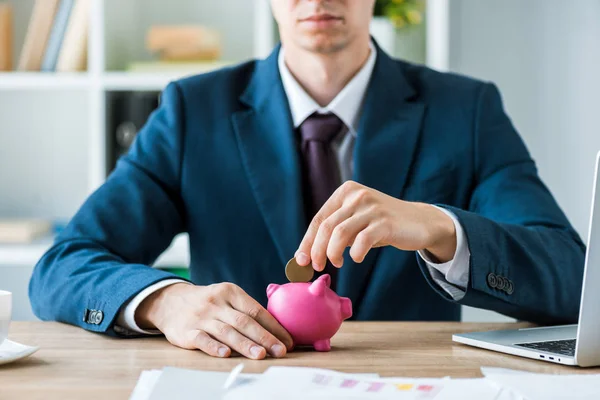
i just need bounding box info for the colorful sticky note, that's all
[395,383,414,391]
[417,384,434,392]
[367,382,385,392]
[341,379,358,388]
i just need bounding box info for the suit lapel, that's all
[232,43,426,311]
[232,47,306,267]
[336,45,427,315]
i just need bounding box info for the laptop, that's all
[452,150,600,367]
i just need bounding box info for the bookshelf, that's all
[0,0,450,269]
[0,72,90,89]
[0,233,189,268]
[102,71,216,91]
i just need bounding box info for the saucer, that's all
[0,339,39,365]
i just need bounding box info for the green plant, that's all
[373,0,425,29]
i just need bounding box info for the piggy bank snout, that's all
[340,297,352,320]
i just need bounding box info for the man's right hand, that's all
[135,282,294,360]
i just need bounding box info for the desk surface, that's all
[2,321,598,399]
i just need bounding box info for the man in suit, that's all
[29,0,585,360]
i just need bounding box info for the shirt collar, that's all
[278,41,377,137]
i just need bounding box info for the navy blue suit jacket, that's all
[29,43,586,336]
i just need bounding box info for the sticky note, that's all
[396,383,414,391]
[341,379,358,388]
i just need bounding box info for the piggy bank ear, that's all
[266,284,280,298]
[309,274,331,297]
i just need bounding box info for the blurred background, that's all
[0,0,598,323]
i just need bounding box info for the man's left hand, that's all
[295,181,457,271]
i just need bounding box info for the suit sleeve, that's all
[417,82,586,325]
[28,82,191,336]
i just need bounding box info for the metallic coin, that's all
[285,257,314,283]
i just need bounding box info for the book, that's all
[41,0,75,72]
[0,219,52,244]
[17,0,61,71]
[146,25,221,60]
[56,0,90,72]
[0,2,12,71]
[158,46,220,62]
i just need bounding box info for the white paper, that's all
[129,370,163,400]
[223,366,502,400]
[131,365,380,400]
[482,367,600,400]
[134,364,583,400]
[147,368,246,400]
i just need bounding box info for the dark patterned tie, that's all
[299,112,345,290]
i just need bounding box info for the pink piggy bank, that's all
[266,274,352,352]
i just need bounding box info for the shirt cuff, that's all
[418,206,471,300]
[115,278,191,335]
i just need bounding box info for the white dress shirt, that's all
[115,43,470,335]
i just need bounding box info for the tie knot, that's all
[299,113,345,143]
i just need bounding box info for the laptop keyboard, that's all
[515,339,576,356]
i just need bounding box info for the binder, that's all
[0,3,12,71]
[105,91,161,175]
[41,0,75,72]
[56,0,90,72]
[17,0,61,71]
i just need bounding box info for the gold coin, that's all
[285,257,314,283]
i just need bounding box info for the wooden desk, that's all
[1,321,598,399]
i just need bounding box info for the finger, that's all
[349,224,385,263]
[192,330,231,358]
[310,207,354,271]
[205,320,267,360]
[326,214,371,268]
[295,186,347,267]
[221,309,287,358]
[228,291,294,350]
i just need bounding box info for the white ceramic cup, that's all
[0,290,12,346]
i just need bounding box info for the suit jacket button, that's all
[94,311,104,325]
[487,273,498,288]
[506,280,514,295]
[496,276,506,291]
[88,310,97,324]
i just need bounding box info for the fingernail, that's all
[271,344,285,357]
[218,347,229,357]
[250,346,264,358]
[313,262,322,271]
[296,252,309,266]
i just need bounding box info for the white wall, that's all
[1,266,36,321]
[449,0,600,322]
[0,90,90,220]
[103,0,257,70]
